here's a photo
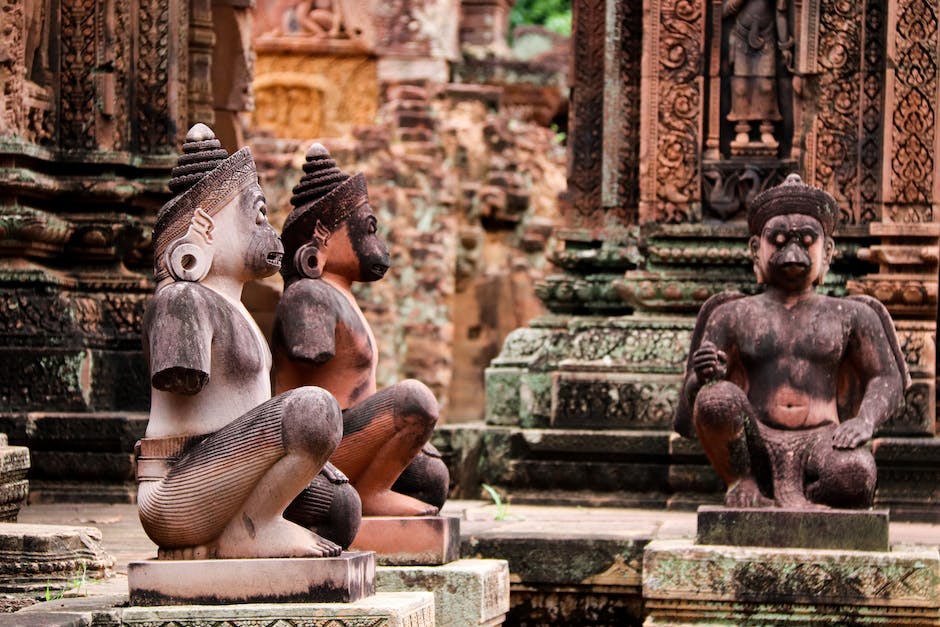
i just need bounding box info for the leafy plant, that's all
[44,563,88,601]
[481,483,523,521]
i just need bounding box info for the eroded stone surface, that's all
[377,558,510,626]
[128,552,375,606]
[122,592,434,627]
[0,523,114,593]
[0,434,29,522]
[696,506,890,552]
[643,539,940,625]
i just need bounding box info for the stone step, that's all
[435,424,940,522]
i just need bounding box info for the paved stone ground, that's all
[13,500,940,602]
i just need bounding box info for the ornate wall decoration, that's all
[885,0,938,222]
[640,0,705,224]
[135,0,176,154]
[252,54,377,140]
[568,0,605,220]
[60,0,99,150]
[0,0,25,139]
[804,0,885,225]
[109,0,132,152]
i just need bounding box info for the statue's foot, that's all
[215,515,342,558]
[725,478,773,508]
[360,489,439,517]
[775,491,830,510]
[760,132,779,148]
[158,544,218,560]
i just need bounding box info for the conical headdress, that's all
[280,143,368,273]
[748,173,838,236]
[153,124,258,280]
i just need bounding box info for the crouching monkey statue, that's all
[137,124,361,559]
[676,174,910,509]
[273,143,449,517]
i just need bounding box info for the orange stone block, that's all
[350,516,460,566]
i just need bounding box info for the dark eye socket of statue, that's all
[676,174,909,510]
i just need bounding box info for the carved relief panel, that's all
[1,0,186,156]
[637,0,931,228]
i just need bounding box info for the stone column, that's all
[0,0,218,502]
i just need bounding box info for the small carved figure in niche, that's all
[676,174,909,508]
[274,144,449,517]
[724,0,793,151]
[292,0,343,38]
[137,124,361,559]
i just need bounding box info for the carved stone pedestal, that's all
[0,434,29,521]
[0,523,114,593]
[351,516,460,566]
[377,558,511,626]
[120,593,435,627]
[696,507,890,552]
[128,552,375,606]
[643,540,940,626]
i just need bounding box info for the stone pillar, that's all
[0,0,222,502]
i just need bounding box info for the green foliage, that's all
[510,0,572,37]
[481,483,526,521]
[44,563,88,601]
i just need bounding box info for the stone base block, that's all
[643,539,940,626]
[0,523,114,592]
[696,506,890,551]
[351,515,460,565]
[120,592,435,627]
[377,558,510,626]
[128,551,375,606]
[0,436,29,522]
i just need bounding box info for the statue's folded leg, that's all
[694,380,773,507]
[138,386,343,558]
[331,380,439,516]
[392,442,450,510]
[804,432,877,508]
[285,462,362,548]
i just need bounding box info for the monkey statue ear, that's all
[165,208,215,282]
[814,237,835,287]
[748,236,765,285]
[294,242,326,279]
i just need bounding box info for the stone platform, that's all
[696,506,890,551]
[8,591,435,626]
[129,551,375,605]
[12,501,940,625]
[0,523,114,593]
[643,539,940,626]
[351,515,461,565]
[377,558,510,626]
